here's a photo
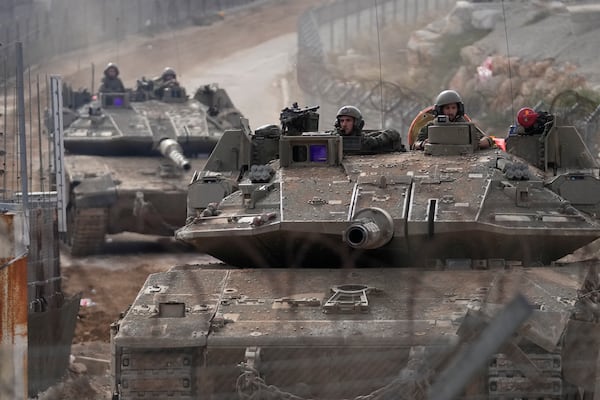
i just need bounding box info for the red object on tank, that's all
[517,107,538,128]
[493,137,506,151]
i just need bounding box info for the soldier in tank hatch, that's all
[412,89,494,150]
[153,67,181,98]
[99,62,126,93]
[335,105,402,152]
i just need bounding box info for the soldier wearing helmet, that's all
[99,62,125,93]
[412,89,493,150]
[335,105,402,153]
[335,105,364,136]
[161,67,177,83]
[153,67,180,98]
[433,89,465,122]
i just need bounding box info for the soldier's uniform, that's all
[362,129,403,152]
[99,63,125,93]
[335,105,403,153]
[413,90,493,150]
[153,67,180,99]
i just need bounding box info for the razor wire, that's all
[236,356,432,400]
[550,90,600,159]
[296,1,455,134]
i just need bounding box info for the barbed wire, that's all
[235,355,433,400]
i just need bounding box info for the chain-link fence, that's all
[0,42,54,201]
[0,39,80,395]
[297,0,455,137]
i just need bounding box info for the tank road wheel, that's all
[64,206,108,257]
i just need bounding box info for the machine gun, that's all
[279,102,320,135]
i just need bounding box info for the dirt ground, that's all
[30,1,322,398]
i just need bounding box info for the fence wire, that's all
[296,0,456,137]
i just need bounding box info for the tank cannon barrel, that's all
[158,138,191,171]
[343,208,394,250]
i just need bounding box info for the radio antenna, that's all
[501,0,515,119]
[374,0,385,128]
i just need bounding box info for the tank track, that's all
[65,207,108,257]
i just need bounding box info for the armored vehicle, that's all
[110,105,600,399]
[176,105,600,268]
[57,82,242,256]
[110,263,600,399]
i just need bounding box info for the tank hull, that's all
[112,265,595,399]
[66,155,206,236]
[180,148,600,267]
[178,223,600,267]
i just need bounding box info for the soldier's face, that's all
[442,103,458,121]
[107,67,117,78]
[338,116,354,135]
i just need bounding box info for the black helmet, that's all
[336,105,364,130]
[104,62,120,77]
[161,67,177,80]
[434,90,464,117]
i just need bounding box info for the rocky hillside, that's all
[406,1,600,125]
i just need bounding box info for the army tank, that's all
[110,104,600,400]
[176,104,600,268]
[56,80,243,256]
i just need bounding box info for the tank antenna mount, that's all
[374,0,385,129]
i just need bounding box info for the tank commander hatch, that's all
[99,62,125,93]
[412,90,494,150]
[334,105,403,153]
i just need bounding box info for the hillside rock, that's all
[406,1,598,116]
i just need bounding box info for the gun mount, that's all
[279,102,320,135]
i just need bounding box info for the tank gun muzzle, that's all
[158,138,191,171]
[343,207,394,250]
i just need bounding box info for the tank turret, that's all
[52,81,243,256]
[178,106,600,268]
[504,107,600,216]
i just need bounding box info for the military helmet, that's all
[162,67,177,80]
[104,62,120,77]
[336,105,364,129]
[434,89,464,117]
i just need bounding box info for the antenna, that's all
[170,29,183,80]
[374,0,385,129]
[501,0,515,120]
[91,62,95,94]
